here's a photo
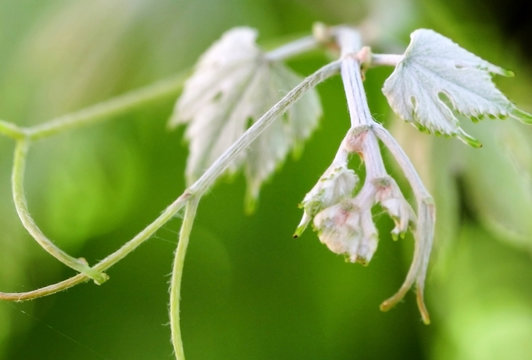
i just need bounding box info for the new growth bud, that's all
[313,199,378,265]
[295,124,433,324]
[294,163,358,237]
[373,176,415,240]
[292,25,437,324]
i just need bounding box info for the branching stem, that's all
[0,120,27,140]
[338,34,387,179]
[0,60,340,301]
[373,124,434,324]
[373,124,432,201]
[0,190,192,300]
[0,36,332,295]
[187,60,341,197]
[334,26,433,324]
[11,139,108,284]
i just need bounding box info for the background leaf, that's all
[171,27,322,209]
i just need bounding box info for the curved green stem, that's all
[0,72,187,295]
[1,60,340,301]
[26,73,187,140]
[169,196,199,360]
[0,120,26,140]
[0,191,192,301]
[12,139,108,283]
[92,192,192,273]
[0,273,88,301]
[187,60,341,195]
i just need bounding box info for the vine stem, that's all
[1,33,323,143]
[0,120,26,140]
[265,35,319,61]
[337,28,388,179]
[373,124,434,324]
[0,60,341,301]
[26,73,187,140]
[0,191,192,301]
[372,124,432,201]
[334,26,432,324]
[12,139,108,284]
[186,60,341,196]
[169,196,199,360]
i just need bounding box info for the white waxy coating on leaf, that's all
[382,29,531,147]
[170,27,322,207]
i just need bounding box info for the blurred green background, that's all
[1,0,531,359]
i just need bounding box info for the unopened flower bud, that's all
[313,199,378,265]
[294,164,357,237]
[373,176,415,240]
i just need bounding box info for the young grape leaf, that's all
[170,27,321,209]
[382,29,532,147]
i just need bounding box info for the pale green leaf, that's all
[382,29,532,147]
[170,27,321,208]
[461,120,532,252]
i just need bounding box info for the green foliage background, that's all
[0,0,531,359]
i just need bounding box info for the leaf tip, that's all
[292,224,306,238]
[502,68,515,77]
[511,107,532,125]
[416,288,431,325]
[244,193,258,215]
[379,299,395,313]
[166,117,179,131]
[457,128,482,148]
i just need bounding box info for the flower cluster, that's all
[295,131,415,266]
[290,26,444,324]
[295,125,431,324]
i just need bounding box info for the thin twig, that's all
[169,196,199,360]
[1,60,341,301]
[26,73,187,140]
[0,120,27,140]
[335,26,433,324]
[0,191,192,301]
[265,35,319,61]
[187,60,341,196]
[372,124,432,200]
[373,124,434,324]
[11,139,108,284]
